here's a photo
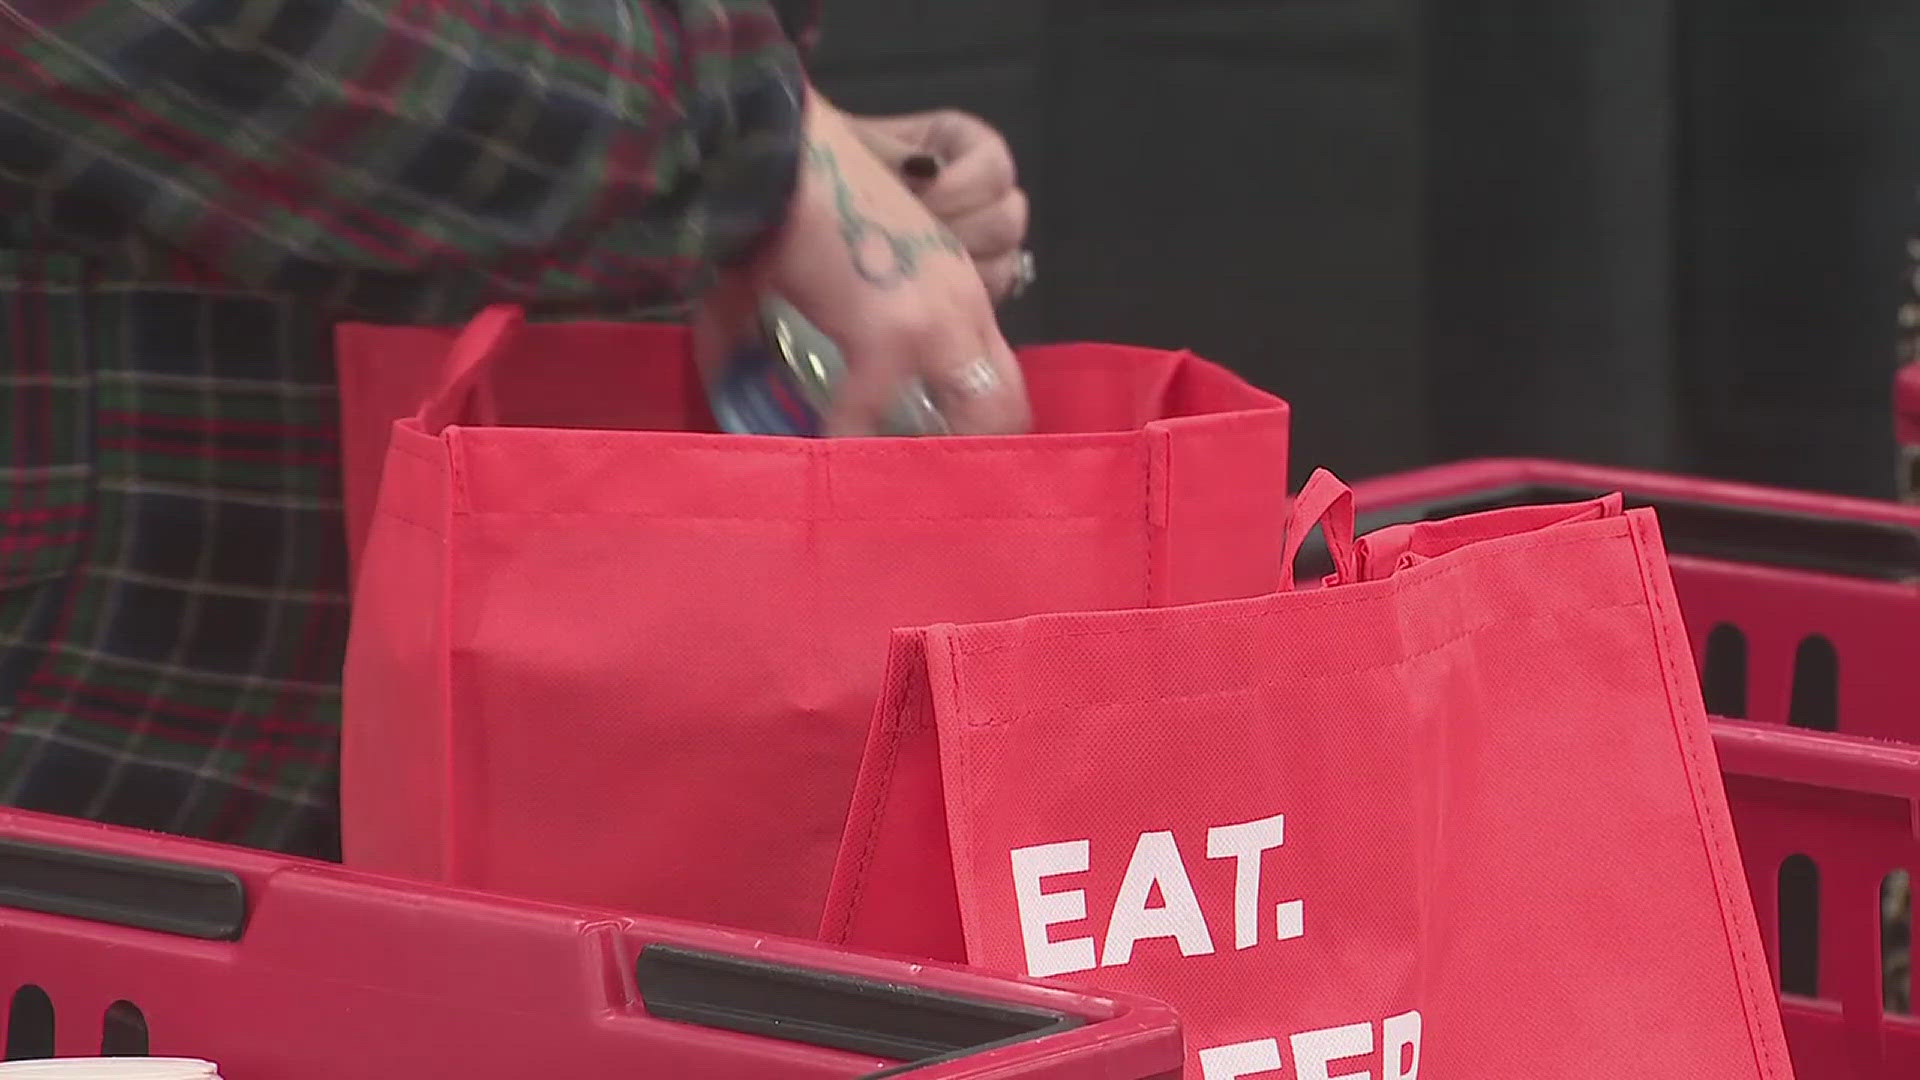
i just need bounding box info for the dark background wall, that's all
[809,1,1920,499]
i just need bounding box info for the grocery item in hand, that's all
[707,296,948,436]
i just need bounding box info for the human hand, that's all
[697,90,1029,437]
[847,109,1033,302]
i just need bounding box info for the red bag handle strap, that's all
[416,304,524,435]
[1281,468,1357,590]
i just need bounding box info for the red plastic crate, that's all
[1899,361,1918,503]
[0,810,1182,1078]
[1346,459,1920,742]
[1325,458,1920,1080]
[1716,724,1920,1079]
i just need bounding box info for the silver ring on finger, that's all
[943,356,1002,400]
[1006,249,1037,301]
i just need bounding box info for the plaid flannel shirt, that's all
[0,0,811,860]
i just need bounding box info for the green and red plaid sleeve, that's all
[0,0,811,319]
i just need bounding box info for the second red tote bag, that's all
[822,471,1794,1078]
[338,305,1291,939]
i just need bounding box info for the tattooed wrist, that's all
[807,140,964,289]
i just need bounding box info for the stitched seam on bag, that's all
[389,438,440,467]
[371,509,446,538]
[955,530,1626,657]
[829,718,897,943]
[371,436,449,535]
[828,655,913,944]
[439,425,463,879]
[456,509,1140,523]
[949,642,982,962]
[452,437,1280,458]
[1144,434,1155,607]
[1627,517,1790,1078]
[961,599,1649,728]
[446,433,471,514]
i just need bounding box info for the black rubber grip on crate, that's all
[1296,483,1920,583]
[635,944,1081,1075]
[0,836,247,941]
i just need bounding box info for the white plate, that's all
[0,1060,218,1079]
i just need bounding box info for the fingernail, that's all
[902,154,941,181]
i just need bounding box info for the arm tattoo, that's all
[807,141,965,289]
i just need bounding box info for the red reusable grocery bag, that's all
[337,305,1290,940]
[822,470,1795,1079]
[334,310,713,585]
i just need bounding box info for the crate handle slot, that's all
[0,836,246,941]
[635,944,1084,1076]
[1298,482,1920,582]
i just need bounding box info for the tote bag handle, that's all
[1283,468,1628,593]
[1281,468,1358,590]
[416,304,524,435]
